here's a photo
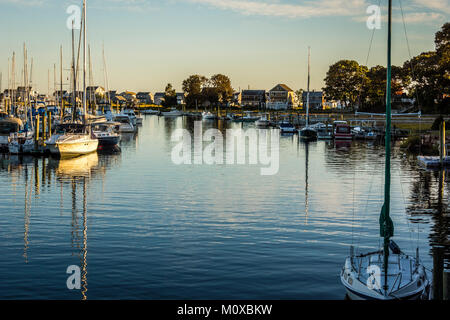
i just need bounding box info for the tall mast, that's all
[12,52,15,106]
[60,46,63,117]
[380,0,394,294]
[72,20,77,121]
[83,0,87,124]
[306,47,311,128]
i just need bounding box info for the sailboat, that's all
[46,0,98,157]
[340,0,429,300]
[299,47,317,142]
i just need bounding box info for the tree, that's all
[162,83,177,108]
[210,74,233,105]
[295,89,303,107]
[360,65,409,112]
[322,60,368,109]
[182,75,208,107]
[402,23,450,114]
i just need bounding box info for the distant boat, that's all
[113,115,135,133]
[278,120,296,134]
[8,130,34,154]
[162,108,183,117]
[141,109,160,115]
[242,111,260,122]
[334,122,353,140]
[202,111,217,120]
[123,108,142,125]
[341,0,429,300]
[299,47,317,142]
[0,117,23,152]
[255,114,270,128]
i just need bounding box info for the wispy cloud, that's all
[187,0,367,19]
[0,0,45,6]
[412,0,450,15]
[187,0,450,24]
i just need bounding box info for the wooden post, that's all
[35,114,40,151]
[42,112,46,141]
[48,112,52,139]
[440,119,446,167]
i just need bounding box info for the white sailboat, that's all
[299,47,317,142]
[340,0,429,300]
[46,0,98,157]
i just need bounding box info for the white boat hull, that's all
[47,138,99,157]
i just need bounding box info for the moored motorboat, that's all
[162,108,183,117]
[113,115,135,133]
[202,111,217,120]
[278,120,296,134]
[255,114,270,128]
[92,122,121,147]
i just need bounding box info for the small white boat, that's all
[202,111,217,120]
[92,122,121,147]
[9,131,34,154]
[255,114,270,128]
[123,108,142,125]
[0,117,23,152]
[278,120,296,134]
[141,109,160,115]
[242,111,260,122]
[341,243,429,300]
[113,115,135,133]
[162,108,183,117]
[46,123,99,158]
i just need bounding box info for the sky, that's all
[0,0,448,94]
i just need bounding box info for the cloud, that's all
[412,0,450,15]
[187,0,367,19]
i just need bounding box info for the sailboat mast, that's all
[383,0,393,293]
[60,46,63,117]
[72,20,77,121]
[83,0,87,124]
[306,47,310,127]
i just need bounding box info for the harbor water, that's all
[0,115,448,299]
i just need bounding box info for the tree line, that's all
[161,74,234,108]
[322,23,449,114]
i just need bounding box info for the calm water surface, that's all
[0,115,448,299]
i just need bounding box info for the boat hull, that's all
[97,135,121,146]
[47,139,99,157]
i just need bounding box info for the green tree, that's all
[403,23,450,114]
[210,74,233,105]
[162,83,177,108]
[322,60,368,109]
[182,75,208,107]
[295,89,303,107]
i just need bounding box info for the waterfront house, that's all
[241,90,266,108]
[86,86,106,102]
[176,93,186,105]
[154,92,165,105]
[302,91,324,110]
[136,92,154,104]
[267,84,296,110]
